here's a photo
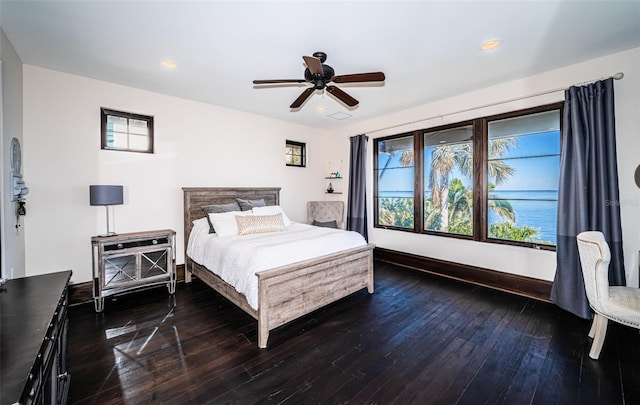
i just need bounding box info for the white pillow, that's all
[252,205,292,227]
[236,213,285,235]
[191,217,210,236]
[207,210,252,237]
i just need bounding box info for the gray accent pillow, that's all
[313,219,338,229]
[201,202,241,233]
[236,198,266,211]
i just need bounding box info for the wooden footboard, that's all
[256,244,374,348]
[182,187,375,348]
[187,244,374,348]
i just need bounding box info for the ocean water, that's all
[379,190,557,244]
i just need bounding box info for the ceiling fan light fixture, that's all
[480,39,501,51]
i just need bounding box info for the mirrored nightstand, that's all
[91,229,176,312]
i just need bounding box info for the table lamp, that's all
[90,185,123,236]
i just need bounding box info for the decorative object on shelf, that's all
[327,160,344,178]
[90,184,124,236]
[327,182,334,193]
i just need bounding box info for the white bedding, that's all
[186,219,367,310]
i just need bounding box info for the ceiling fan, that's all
[252,51,385,109]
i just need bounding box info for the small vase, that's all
[327,182,334,193]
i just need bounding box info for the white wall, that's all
[20,48,640,288]
[23,65,333,284]
[0,28,25,279]
[335,47,640,287]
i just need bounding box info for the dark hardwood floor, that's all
[68,261,640,404]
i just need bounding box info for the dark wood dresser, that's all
[0,270,72,404]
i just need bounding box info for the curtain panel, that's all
[550,78,626,319]
[347,134,368,240]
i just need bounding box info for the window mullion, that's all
[414,130,424,233]
[473,118,487,242]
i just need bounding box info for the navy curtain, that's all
[347,134,368,240]
[550,78,626,319]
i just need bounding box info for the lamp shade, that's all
[90,185,123,206]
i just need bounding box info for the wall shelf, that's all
[325,176,343,194]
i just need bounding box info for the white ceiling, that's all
[1,1,639,130]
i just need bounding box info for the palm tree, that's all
[427,143,472,230]
[379,136,517,231]
[487,183,516,223]
[427,179,516,235]
[487,137,517,184]
[448,178,472,230]
[426,137,516,232]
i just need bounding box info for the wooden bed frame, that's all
[182,187,375,348]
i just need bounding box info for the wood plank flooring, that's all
[68,261,640,404]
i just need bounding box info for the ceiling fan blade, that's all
[303,55,323,76]
[253,79,306,84]
[290,87,316,108]
[331,72,386,83]
[326,85,359,107]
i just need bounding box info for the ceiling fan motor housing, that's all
[304,64,335,89]
[312,51,327,62]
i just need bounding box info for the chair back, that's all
[576,231,611,313]
[307,201,345,229]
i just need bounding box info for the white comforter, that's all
[186,220,367,310]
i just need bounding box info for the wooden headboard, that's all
[182,187,281,264]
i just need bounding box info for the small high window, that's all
[285,140,306,167]
[101,108,154,153]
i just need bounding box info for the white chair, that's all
[307,201,345,229]
[576,231,640,359]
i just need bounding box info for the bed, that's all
[182,187,375,348]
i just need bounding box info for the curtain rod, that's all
[365,72,625,136]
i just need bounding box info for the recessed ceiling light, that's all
[480,39,501,51]
[316,105,326,112]
[160,59,177,69]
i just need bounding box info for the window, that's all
[101,108,154,153]
[374,103,562,249]
[423,124,474,236]
[487,110,560,246]
[375,134,415,229]
[285,140,306,167]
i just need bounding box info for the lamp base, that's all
[96,231,118,238]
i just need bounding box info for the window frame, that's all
[285,140,306,168]
[421,119,478,239]
[373,131,418,232]
[373,102,563,251]
[101,108,154,154]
